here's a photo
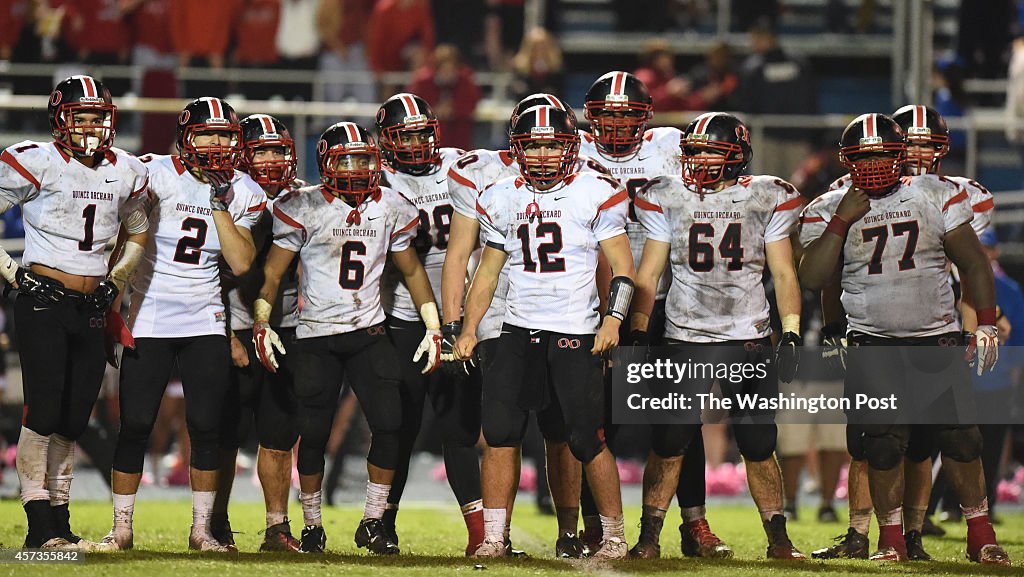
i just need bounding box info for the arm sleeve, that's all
[0,145,42,205]
[476,195,505,250]
[633,180,671,242]
[272,202,306,252]
[447,159,480,218]
[940,181,973,233]
[967,179,994,234]
[826,174,850,193]
[798,195,833,248]
[389,196,420,252]
[592,186,629,241]
[235,179,268,230]
[765,179,803,243]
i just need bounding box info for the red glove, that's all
[104,310,135,368]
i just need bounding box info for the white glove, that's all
[253,321,286,373]
[967,325,999,376]
[413,329,442,375]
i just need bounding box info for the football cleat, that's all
[869,546,907,562]
[904,530,931,561]
[811,528,869,559]
[354,518,399,555]
[580,526,602,557]
[260,522,301,552]
[591,536,628,560]
[505,538,528,558]
[473,536,507,558]
[763,514,807,560]
[970,544,1011,566]
[300,525,327,554]
[681,519,733,558]
[38,537,74,549]
[189,525,232,553]
[210,514,237,552]
[555,533,584,558]
[96,527,134,551]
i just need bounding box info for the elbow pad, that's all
[606,276,635,321]
[124,208,150,235]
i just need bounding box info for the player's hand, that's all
[413,328,443,374]
[440,321,471,376]
[775,331,802,383]
[15,268,65,305]
[454,332,478,362]
[592,317,621,355]
[996,312,1011,342]
[821,322,848,373]
[230,334,249,368]
[835,187,871,223]
[253,321,286,373]
[86,279,119,313]
[965,325,999,376]
[103,309,135,368]
[206,169,235,211]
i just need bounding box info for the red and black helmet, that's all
[584,71,653,157]
[176,97,242,171]
[48,75,117,156]
[317,122,381,204]
[838,113,906,196]
[509,105,580,190]
[892,104,949,175]
[375,93,442,176]
[680,112,752,191]
[239,114,296,187]
[510,93,575,139]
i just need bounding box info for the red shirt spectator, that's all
[318,0,373,53]
[366,0,435,73]
[406,45,480,150]
[60,0,130,60]
[233,0,280,65]
[171,0,243,62]
[125,0,173,55]
[0,0,30,60]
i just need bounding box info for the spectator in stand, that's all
[232,0,281,99]
[933,56,969,172]
[0,0,30,61]
[317,0,375,104]
[684,42,739,111]
[483,0,524,71]
[957,0,1014,79]
[406,44,481,150]
[367,0,435,96]
[509,27,563,101]
[59,0,130,65]
[633,39,689,112]
[171,0,242,69]
[276,0,319,73]
[122,0,176,70]
[434,0,484,68]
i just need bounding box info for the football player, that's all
[0,75,149,550]
[254,122,443,554]
[214,114,307,552]
[374,93,484,554]
[799,113,1008,565]
[441,93,609,557]
[454,105,634,560]
[580,71,731,559]
[100,97,265,553]
[631,112,806,560]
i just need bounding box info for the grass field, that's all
[0,501,1021,576]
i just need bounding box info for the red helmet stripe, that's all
[400,94,419,117]
[864,114,876,138]
[538,106,549,127]
[915,105,926,129]
[343,122,360,142]
[259,115,275,135]
[694,113,714,135]
[612,72,626,95]
[80,76,97,98]
[543,95,563,110]
[209,98,224,120]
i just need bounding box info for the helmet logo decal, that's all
[50,90,62,106]
[375,107,386,125]
[178,110,190,125]
[317,138,328,156]
[735,124,750,145]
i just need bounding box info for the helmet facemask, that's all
[839,141,907,196]
[904,129,949,176]
[180,125,242,171]
[321,144,382,205]
[244,138,296,188]
[380,118,441,176]
[585,98,651,157]
[55,103,117,156]
[512,132,579,190]
[681,137,746,192]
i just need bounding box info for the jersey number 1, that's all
[79,204,96,251]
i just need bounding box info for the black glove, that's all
[206,170,235,211]
[440,320,470,377]
[821,322,848,374]
[775,331,802,383]
[627,329,649,347]
[85,280,119,313]
[15,268,65,305]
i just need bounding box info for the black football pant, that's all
[386,317,481,508]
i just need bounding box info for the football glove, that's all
[253,321,286,373]
[965,325,999,376]
[821,322,848,374]
[86,279,119,313]
[440,320,472,376]
[206,170,235,211]
[15,268,65,305]
[775,331,802,383]
[413,328,443,375]
[103,309,135,368]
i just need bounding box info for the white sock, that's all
[266,511,287,528]
[759,508,784,522]
[599,514,625,540]
[16,427,50,505]
[113,493,136,530]
[877,507,902,527]
[962,497,990,520]
[850,508,872,535]
[46,434,75,506]
[483,508,507,541]
[461,499,483,516]
[300,490,322,527]
[192,490,216,531]
[363,482,390,520]
[681,505,706,524]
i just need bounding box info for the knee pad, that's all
[367,429,401,470]
[439,417,480,449]
[905,426,934,463]
[296,443,326,476]
[566,427,605,464]
[189,430,220,471]
[846,425,866,461]
[735,424,777,462]
[935,425,982,463]
[650,424,698,459]
[862,425,909,471]
[259,424,298,453]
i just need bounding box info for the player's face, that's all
[66,109,113,153]
[521,139,566,182]
[682,146,729,187]
[398,128,433,148]
[333,152,377,173]
[193,130,236,148]
[252,146,287,164]
[905,142,938,175]
[593,108,644,139]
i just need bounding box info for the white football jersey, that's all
[226,179,307,331]
[799,174,973,338]
[0,141,148,276]
[272,185,419,339]
[827,172,991,235]
[127,155,266,338]
[579,126,682,298]
[636,175,802,342]
[380,147,463,322]
[476,171,628,335]
[448,148,610,339]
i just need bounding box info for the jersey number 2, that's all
[173,218,208,265]
[516,222,565,273]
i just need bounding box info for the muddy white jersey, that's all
[380,147,463,322]
[448,149,611,339]
[127,155,266,338]
[636,175,802,342]
[273,185,419,339]
[226,179,307,331]
[800,174,973,338]
[0,141,148,276]
[827,173,991,235]
[476,171,628,335]
[579,126,682,299]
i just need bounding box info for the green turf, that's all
[0,501,1020,576]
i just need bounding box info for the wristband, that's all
[824,214,849,238]
[781,314,800,335]
[977,307,997,326]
